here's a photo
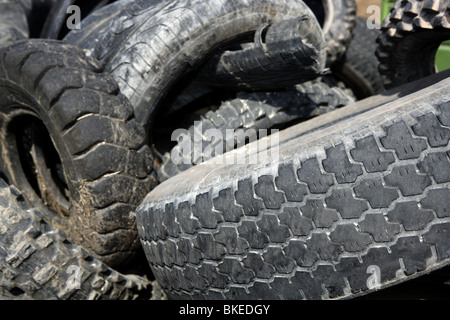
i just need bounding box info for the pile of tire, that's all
[0,0,448,300]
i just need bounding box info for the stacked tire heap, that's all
[0,0,448,300]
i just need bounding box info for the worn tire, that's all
[376,0,450,89]
[0,40,157,267]
[64,0,329,129]
[136,72,450,300]
[0,178,154,300]
[0,0,29,45]
[333,16,384,99]
[156,78,355,182]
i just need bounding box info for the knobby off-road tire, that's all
[156,78,355,182]
[64,0,326,129]
[333,16,384,99]
[136,74,450,300]
[0,0,29,45]
[376,0,450,89]
[0,178,154,300]
[0,40,157,267]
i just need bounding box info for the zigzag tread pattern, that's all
[137,98,450,300]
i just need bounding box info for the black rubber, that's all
[193,15,326,91]
[0,40,157,267]
[333,16,384,99]
[0,178,156,300]
[376,0,450,89]
[0,0,29,45]
[156,78,354,182]
[64,0,330,129]
[304,0,357,67]
[136,73,450,300]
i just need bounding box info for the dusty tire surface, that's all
[0,40,157,267]
[0,178,152,300]
[136,73,450,300]
[376,0,450,89]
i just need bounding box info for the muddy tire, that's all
[136,72,450,300]
[0,0,29,45]
[376,0,450,89]
[0,40,157,267]
[0,178,153,300]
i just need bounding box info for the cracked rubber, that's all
[156,78,355,182]
[0,0,29,45]
[64,0,331,129]
[193,15,326,91]
[0,40,157,267]
[0,178,152,300]
[376,0,450,89]
[136,73,450,300]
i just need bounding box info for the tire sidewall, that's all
[0,79,79,229]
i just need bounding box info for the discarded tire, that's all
[64,0,327,127]
[0,40,157,267]
[193,15,326,91]
[376,0,450,89]
[136,73,450,300]
[0,178,152,300]
[156,78,355,182]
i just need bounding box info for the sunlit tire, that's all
[137,73,450,300]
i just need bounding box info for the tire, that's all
[333,16,384,99]
[64,0,327,129]
[305,0,357,67]
[0,0,29,45]
[66,0,356,69]
[136,72,450,300]
[0,178,154,300]
[192,15,326,91]
[0,40,157,267]
[156,78,355,182]
[376,0,450,89]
